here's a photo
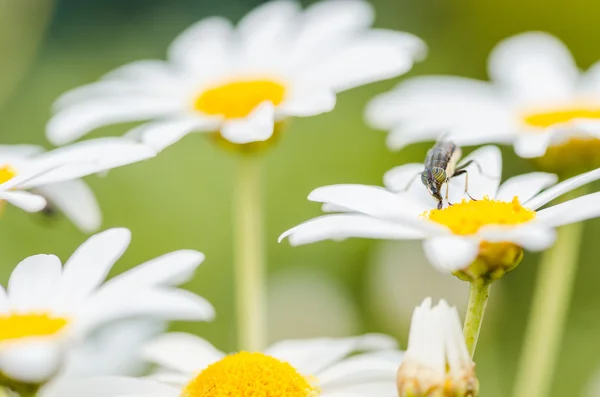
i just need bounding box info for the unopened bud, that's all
[397,298,479,397]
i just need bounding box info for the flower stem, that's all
[234,155,266,352]
[463,281,491,357]
[512,187,587,397]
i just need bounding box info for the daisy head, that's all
[280,145,600,280]
[398,298,477,397]
[48,0,426,153]
[0,228,214,387]
[47,333,403,397]
[366,31,600,177]
[0,138,155,228]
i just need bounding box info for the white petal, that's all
[0,339,64,383]
[495,172,558,203]
[50,228,131,312]
[488,32,578,104]
[142,333,224,374]
[422,237,479,272]
[451,145,503,202]
[102,250,205,291]
[77,288,215,334]
[47,98,182,145]
[279,214,426,246]
[289,0,375,66]
[237,0,300,70]
[278,84,336,117]
[0,191,47,212]
[265,334,397,375]
[220,102,275,144]
[43,377,179,397]
[8,254,62,312]
[382,163,423,192]
[318,351,402,388]
[309,30,425,92]
[524,167,600,209]
[0,145,44,161]
[308,184,429,226]
[365,76,513,133]
[478,225,556,251]
[536,191,600,227]
[168,17,233,79]
[35,180,102,233]
[513,132,552,158]
[128,117,219,152]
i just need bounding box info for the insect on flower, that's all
[404,137,487,209]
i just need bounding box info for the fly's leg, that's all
[453,169,477,201]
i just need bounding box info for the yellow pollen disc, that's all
[194,79,286,119]
[423,196,536,235]
[182,351,320,397]
[0,313,69,341]
[0,164,17,184]
[523,107,600,128]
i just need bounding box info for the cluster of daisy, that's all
[2,0,600,397]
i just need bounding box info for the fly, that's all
[401,138,485,210]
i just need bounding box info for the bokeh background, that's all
[2,0,600,395]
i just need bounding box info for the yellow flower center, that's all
[523,107,600,128]
[0,313,69,341]
[423,197,536,235]
[194,79,286,119]
[0,165,17,185]
[181,351,320,397]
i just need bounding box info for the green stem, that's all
[233,155,266,352]
[512,188,586,397]
[463,281,491,357]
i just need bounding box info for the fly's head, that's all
[421,167,446,209]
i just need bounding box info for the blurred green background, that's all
[2,0,600,395]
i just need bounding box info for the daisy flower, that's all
[48,333,403,397]
[366,31,600,175]
[47,0,426,150]
[0,228,214,385]
[0,138,155,222]
[397,298,477,397]
[280,145,600,277]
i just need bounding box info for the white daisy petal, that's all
[78,288,215,333]
[513,132,552,158]
[35,180,102,233]
[220,102,275,144]
[0,339,63,383]
[102,250,205,290]
[8,255,62,312]
[452,145,502,201]
[478,225,556,251]
[142,333,224,374]
[488,32,578,104]
[318,351,402,387]
[265,334,397,375]
[0,191,47,212]
[44,377,179,397]
[0,145,44,160]
[128,117,219,152]
[278,214,426,246]
[51,228,131,311]
[311,30,423,92]
[383,163,423,192]
[278,84,336,117]
[495,172,558,203]
[524,167,600,209]
[423,237,479,272]
[536,191,600,227]
[168,17,233,77]
[290,0,375,66]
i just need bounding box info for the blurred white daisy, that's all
[0,138,155,222]
[48,333,403,397]
[397,298,477,397]
[0,228,213,385]
[366,32,600,173]
[280,145,600,274]
[48,0,426,149]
